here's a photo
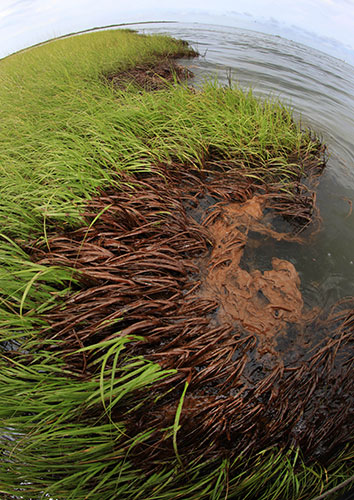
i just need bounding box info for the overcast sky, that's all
[1,0,354,61]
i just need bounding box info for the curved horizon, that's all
[0,1,353,64]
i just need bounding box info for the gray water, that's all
[136,22,354,308]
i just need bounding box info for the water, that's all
[136,22,354,306]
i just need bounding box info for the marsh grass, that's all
[0,29,317,240]
[1,29,352,500]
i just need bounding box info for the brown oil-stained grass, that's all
[27,157,353,473]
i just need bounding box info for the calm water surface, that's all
[138,23,354,307]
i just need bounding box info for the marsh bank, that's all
[0,28,353,500]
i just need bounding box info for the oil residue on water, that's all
[192,194,318,368]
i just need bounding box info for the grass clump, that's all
[1,28,352,500]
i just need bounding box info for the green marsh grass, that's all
[0,29,316,240]
[1,29,352,500]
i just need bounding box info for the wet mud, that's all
[28,159,353,468]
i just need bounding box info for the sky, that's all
[1,0,354,63]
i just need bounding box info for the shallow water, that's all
[137,22,354,307]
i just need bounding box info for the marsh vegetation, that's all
[0,29,352,500]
